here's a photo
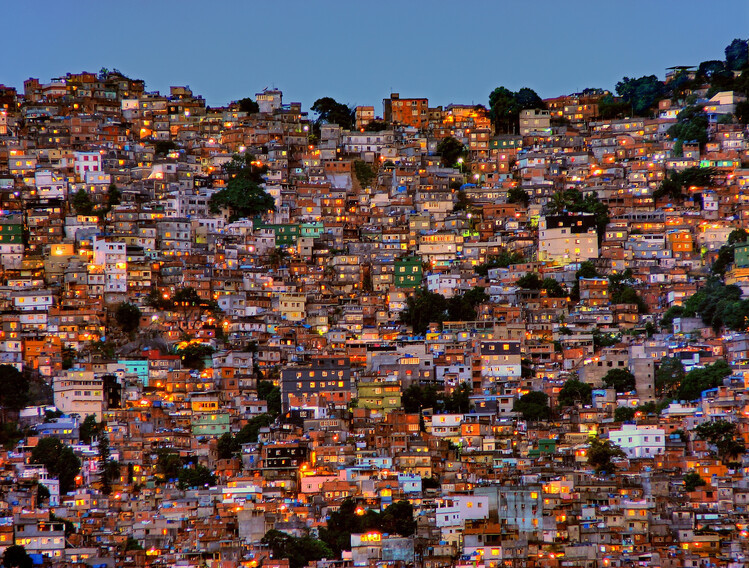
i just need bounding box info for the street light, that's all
[457,157,464,174]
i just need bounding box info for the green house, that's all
[0,219,23,244]
[191,412,230,438]
[735,241,749,268]
[300,222,324,239]
[257,222,300,246]
[394,257,423,288]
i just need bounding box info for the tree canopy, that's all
[436,136,467,168]
[0,365,30,416]
[695,419,746,464]
[655,356,686,398]
[177,464,215,490]
[72,188,94,216]
[587,437,626,474]
[546,188,610,239]
[319,498,416,557]
[115,302,141,334]
[507,186,530,207]
[513,391,551,421]
[602,368,636,394]
[262,530,333,568]
[311,97,355,131]
[558,379,592,407]
[488,86,544,133]
[725,38,749,71]
[236,97,259,114]
[615,75,666,116]
[676,359,732,401]
[2,545,33,568]
[209,153,275,221]
[668,106,709,151]
[682,279,749,332]
[30,437,81,494]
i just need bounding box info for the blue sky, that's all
[4,1,748,112]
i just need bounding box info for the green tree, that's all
[508,186,529,206]
[725,38,749,71]
[446,287,488,322]
[258,380,282,416]
[402,383,444,413]
[107,183,121,207]
[453,190,471,211]
[353,160,376,187]
[235,413,274,445]
[319,498,378,556]
[697,59,727,80]
[609,270,648,313]
[379,500,417,537]
[695,419,746,464]
[558,379,592,407]
[542,277,566,298]
[0,365,29,417]
[515,87,545,110]
[79,414,102,444]
[587,437,626,474]
[488,86,544,133]
[677,359,732,401]
[602,368,636,394]
[488,86,521,133]
[115,302,141,334]
[516,272,542,290]
[209,177,275,221]
[598,94,630,119]
[209,153,275,221]
[655,356,685,398]
[156,449,183,481]
[683,471,707,492]
[217,432,239,460]
[546,188,610,240]
[444,383,472,414]
[237,97,259,114]
[175,343,215,370]
[30,437,81,494]
[0,422,23,450]
[475,251,525,276]
[659,305,684,331]
[668,106,709,148]
[614,407,637,422]
[311,97,355,130]
[363,120,388,131]
[513,391,551,421]
[436,136,467,168]
[154,140,177,156]
[400,288,448,336]
[682,280,749,331]
[736,100,749,124]
[99,432,115,495]
[178,464,216,489]
[262,530,334,568]
[124,537,144,551]
[2,545,33,568]
[72,188,94,216]
[615,75,666,116]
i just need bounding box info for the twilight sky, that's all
[5,1,748,113]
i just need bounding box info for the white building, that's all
[53,369,104,420]
[73,151,102,180]
[34,170,67,199]
[426,273,462,298]
[608,423,665,459]
[93,236,127,294]
[538,213,598,266]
